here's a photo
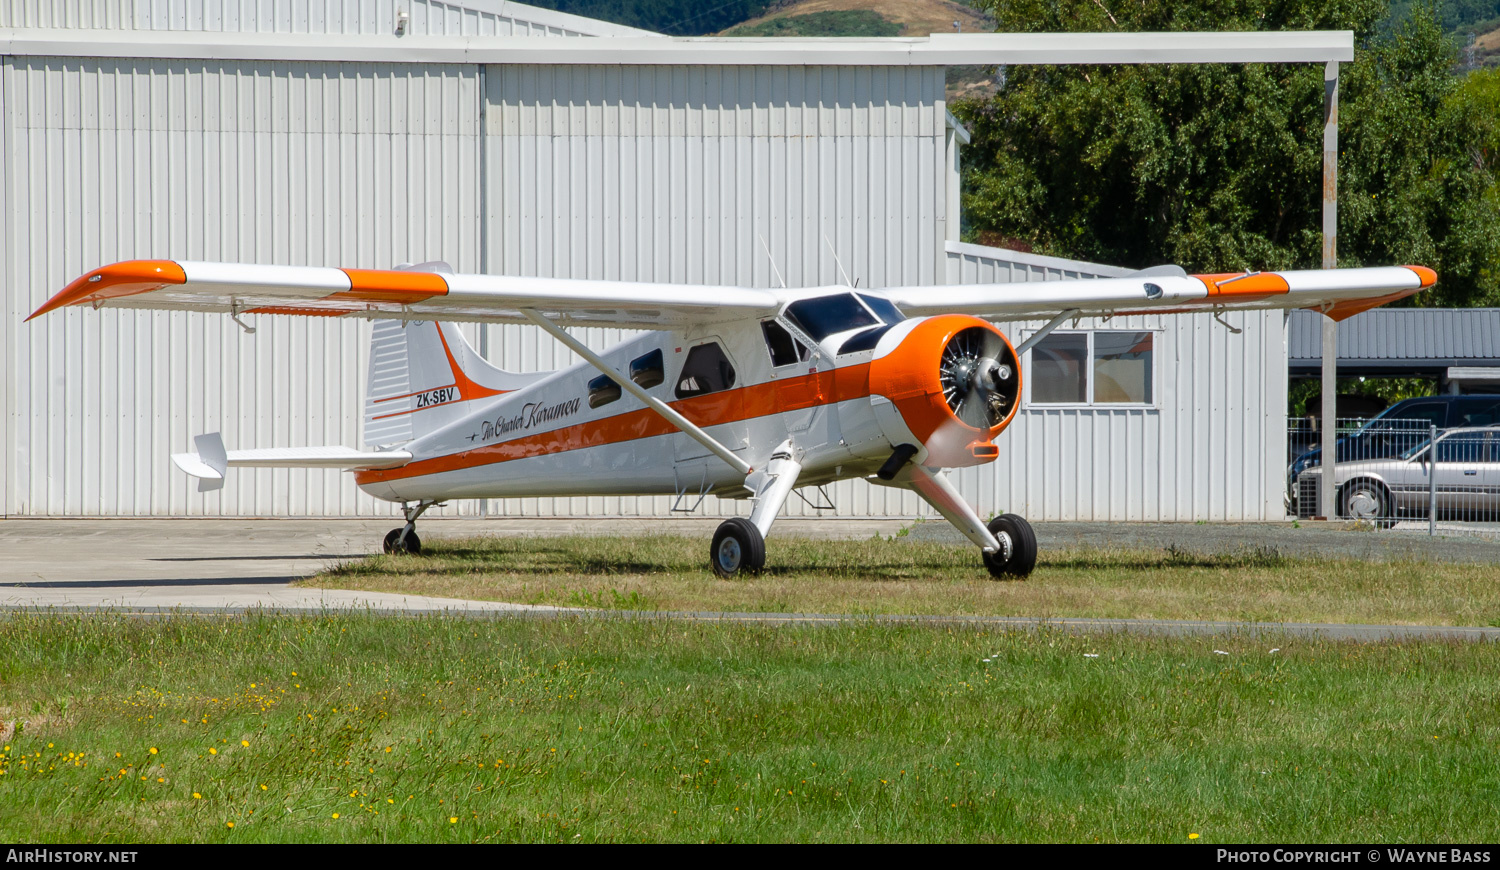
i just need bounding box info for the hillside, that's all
[721,0,993,38]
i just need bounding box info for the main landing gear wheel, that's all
[710,517,766,578]
[383,527,423,556]
[983,513,1037,579]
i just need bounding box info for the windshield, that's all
[784,294,879,342]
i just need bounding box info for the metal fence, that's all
[1288,417,1500,536]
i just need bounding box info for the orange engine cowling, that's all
[867,315,1021,468]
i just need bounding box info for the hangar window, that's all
[588,373,622,409]
[676,342,737,399]
[1025,331,1155,407]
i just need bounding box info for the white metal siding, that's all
[476,63,951,519]
[945,244,1287,521]
[0,0,646,37]
[3,57,480,516]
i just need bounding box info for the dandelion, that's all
[332,813,340,819]
[450,817,458,824]
[149,748,158,755]
[1189,833,1200,840]
[226,822,234,829]
[241,741,249,747]
[209,748,217,755]
[193,793,202,799]
[259,784,267,790]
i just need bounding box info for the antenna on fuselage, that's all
[758,234,787,289]
[823,234,854,288]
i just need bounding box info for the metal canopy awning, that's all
[1288,309,1500,378]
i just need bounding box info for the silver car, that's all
[1294,427,1500,523]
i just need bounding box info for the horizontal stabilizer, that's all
[172,434,412,492]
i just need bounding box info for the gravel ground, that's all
[908,519,1500,564]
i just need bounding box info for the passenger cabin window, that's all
[1452,398,1500,427]
[676,343,737,399]
[784,294,879,342]
[631,349,664,389]
[587,374,621,409]
[762,320,809,368]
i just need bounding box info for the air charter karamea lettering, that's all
[475,396,583,442]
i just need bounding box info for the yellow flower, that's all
[450,817,458,824]
[332,813,340,819]
[241,741,249,747]
[259,784,267,790]
[209,748,217,755]
[226,822,234,829]
[1189,833,1200,840]
[193,793,202,799]
[149,748,158,755]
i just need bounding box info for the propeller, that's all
[938,326,1018,430]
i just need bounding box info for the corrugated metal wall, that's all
[0,0,643,37]
[475,63,952,519]
[0,29,1288,521]
[950,243,1287,521]
[3,57,481,516]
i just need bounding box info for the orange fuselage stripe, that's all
[354,362,875,485]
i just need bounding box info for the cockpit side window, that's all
[762,320,810,368]
[784,294,879,342]
[675,342,737,399]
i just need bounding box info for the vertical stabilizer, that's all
[363,320,542,447]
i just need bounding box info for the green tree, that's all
[955,0,1500,306]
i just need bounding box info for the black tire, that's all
[1340,480,1394,529]
[709,517,765,578]
[383,527,423,555]
[983,513,1037,579]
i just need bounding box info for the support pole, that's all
[1319,60,1340,520]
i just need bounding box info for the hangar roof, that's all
[0,0,656,38]
[1289,308,1500,376]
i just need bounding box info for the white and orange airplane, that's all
[29,258,1434,578]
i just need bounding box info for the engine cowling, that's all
[867,315,1021,468]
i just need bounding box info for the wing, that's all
[890,266,1437,322]
[28,260,781,329]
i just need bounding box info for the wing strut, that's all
[1012,309,1081,357]
[518,309,753,476]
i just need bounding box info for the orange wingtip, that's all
[27,260,186,321]
[1404,265,1438,288]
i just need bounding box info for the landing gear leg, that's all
[880,464,1037,580]
[710,444,801,578]
[384,499,439,555]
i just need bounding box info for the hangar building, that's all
[1,1,1289,522]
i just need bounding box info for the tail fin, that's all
[364,320,541,447]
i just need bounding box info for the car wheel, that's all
[1340,480,1394,529]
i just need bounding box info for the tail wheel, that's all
[1340,480,1394,528]
[710,518,765,578]
[983,513,1037,579]
[383,528,422,555]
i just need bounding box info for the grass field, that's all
[304,534,1500,628]
[2,612,1498,843]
